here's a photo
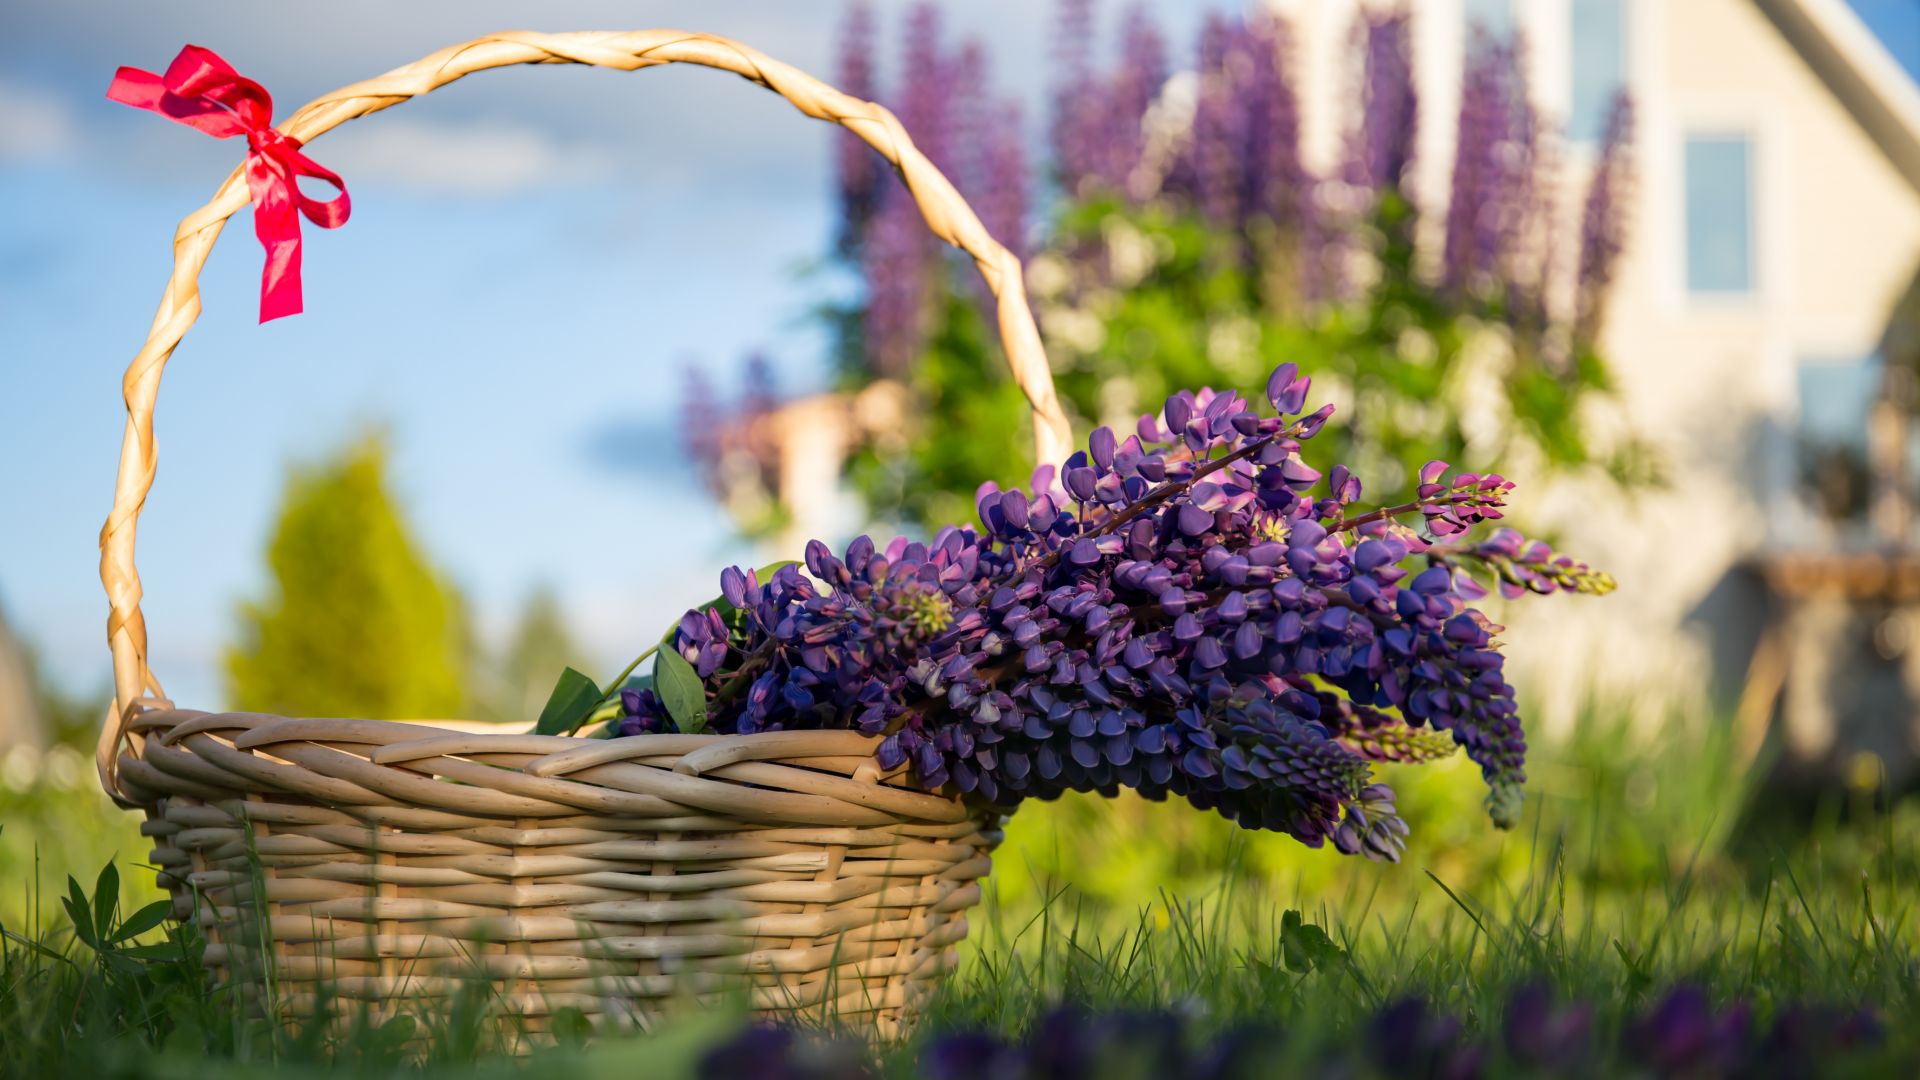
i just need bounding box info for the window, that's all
[1794,357,1880,529]
[1463,0,1513,39]
[1570,0,1627,143]
[1684,134,1755,295]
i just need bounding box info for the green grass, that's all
[3,710,1917,1076]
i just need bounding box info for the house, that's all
[1271,0,1920,783]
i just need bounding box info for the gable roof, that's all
[1756,0,1920,191]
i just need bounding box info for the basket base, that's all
[117,716,998,1044]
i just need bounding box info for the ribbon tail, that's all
[105,66,168,111]
[258,234,304,323]
[248,152,305,323]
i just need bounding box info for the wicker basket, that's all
[94,30,1075,1037]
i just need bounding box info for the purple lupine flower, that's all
[1183,13,1239,227]
[1177,13,1308,245]
[658,362,1604,847]
[942,35,1027,315]
[1370,997,1490,1079]
[899,3,956,173]
[1299,180,1341,306]
[976,99,1031,262]
[1444,31,1539,302]
[1501,36,1544,322]
[1092,4,1168,198]
[857,1,954,379]
[1049,0,1099,196]
[861,185,931,379]
[1351,6,1418,195]
[1444,29,1504,295]
[1245,12,1308,234]
[834,0,881,257]
[949,40,988,197]
[739,351,779,422]
[1512,131,1557,340]
[1575,91,1634,348]
[1502,983,1594,1069]
[700,994,1891,1077]
[1623,985,1753,1076]
[679,364,724,484]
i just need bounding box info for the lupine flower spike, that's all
[629,364,1609,854]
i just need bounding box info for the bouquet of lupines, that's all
[555,363,1611,860]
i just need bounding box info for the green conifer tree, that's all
[226,434,466,718]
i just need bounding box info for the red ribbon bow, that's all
[109,45,349,322]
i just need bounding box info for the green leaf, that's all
[1280,909,1345,974]
[534,666,603,736]
[654,648,709,734]
[63,877,95,951]
[367,1014,417,1058]
[111,900,174,944]
[2,926,69,964]
[1612,938,1653,993]
[118,942,188,963]
[94,862,120,946]
[550,1006,593,1047]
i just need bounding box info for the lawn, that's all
[3,709,1915,1077]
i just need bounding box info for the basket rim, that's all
[114,707,975,829]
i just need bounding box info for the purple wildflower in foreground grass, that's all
[697,988,1888,1079]
[628,363,1612,854]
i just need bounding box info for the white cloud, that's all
[317,119,616,195]
[0,80,76,164]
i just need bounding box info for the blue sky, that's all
[0,1,1228,712]
[1850,0,1920,80]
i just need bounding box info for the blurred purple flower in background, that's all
[1099,6,1169,200]
[1183,12,1242,229]
[899,4,957,174]
[833,0,880,258]
[1444,31,1538,303]
[1049,2,1166,201]
[1350,6,1419,196]
[861,184,931,379]
[1049,0,1099,196]
[1175,12,1312,251]
[1576,92,1635,348]
[687,0,1642,544]
[679,366,723,486]
[974,101,1031,261]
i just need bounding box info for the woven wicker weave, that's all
[95,30,1072,1036]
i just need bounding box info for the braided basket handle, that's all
[97,29,1073,799]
